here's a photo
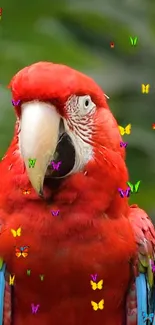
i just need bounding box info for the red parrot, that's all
[0,61,155,325]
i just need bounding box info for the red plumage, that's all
[0,62,154,325]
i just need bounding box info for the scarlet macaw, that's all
[0,61,155,325]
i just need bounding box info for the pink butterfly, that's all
[151,260,155,272]
[31,303,40,314]
[118,187,131,198]
[51,210,60,216]
[51,161,62,171]
[120,141,128,148]
[12,100,20,106]
[90,274,97,281]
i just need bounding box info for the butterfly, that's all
[15,246,29,258]
[11,227,21,237]
[118,124,131,136]
[22,189,31,195]
[129,36,138,46]
[39,274,44,281]
[27,269,31,275]
[91,299,104,311]
[141,84,150,94]
[90,274,97,281]
[110,42,114,48]
[12,99,20,106]
[142,312,154,322]
[90,280,103,290]
[51,210,60,216]
[9,275,15,285]
[28,159,36,168]
[120,141,128,148]
[51,161,62,171]
[118,187,131,198]
[151,260,155,273]
[31,303,40,314]
[127,181,141,193]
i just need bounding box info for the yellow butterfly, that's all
[90,279,103,290]
[9,275,15,285]
[118,124,131,136]
[11,227,21,237]
[91,299,104,311]
[141,84,150,94]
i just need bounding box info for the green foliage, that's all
[0,0,155,214]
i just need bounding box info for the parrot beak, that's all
[20,101,61,196]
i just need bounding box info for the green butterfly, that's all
[28,158,36,168]
[127,180,141,193]
[129,36,138,46]
[27,269,31,275]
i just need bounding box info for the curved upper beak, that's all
[19,101,61,196]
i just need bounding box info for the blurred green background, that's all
[0,0,155,217]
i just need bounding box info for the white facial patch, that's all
[64,95,96,173]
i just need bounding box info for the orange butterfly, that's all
[22,189,31,195]
[15,246,29,258]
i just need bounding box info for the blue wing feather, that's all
[136,274,147,325]
[0,262,6,325]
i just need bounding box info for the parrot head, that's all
[9,62,126,199]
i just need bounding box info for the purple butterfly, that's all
[51,161,62,171]
[90,274,97,281]
[151,260,155,273]
[118,187,131,198]
[12,99,20,106]
[31,303,40,314]
[51,210,60,216]
[120,141,128,148]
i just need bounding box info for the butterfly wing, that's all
[51,162,55,169]
[98,299,104,310]
[149,313,154,321]
[127,182,134,193]
[142,84,144,93]
[97,279,103,290]
[126,187,131,197]
[11,229,16,237]
[146,84,149,93]
[17,227,21,236]
[21,247,29,258]
[142,311,147,321]
[90,280,96,290]
[15,248,22,258]
[130,37,134,45]
[118,188,124,198]
[125,124,131,135]
[91,301,98,311]
[118,126,124,136]
[135,180,141,193]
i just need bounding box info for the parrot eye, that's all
[78,95,96,115]
[84,99,90,107]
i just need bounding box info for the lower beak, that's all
[20,101,60,196]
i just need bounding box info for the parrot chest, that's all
[1,207,136,325]
[9,211,135,300]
